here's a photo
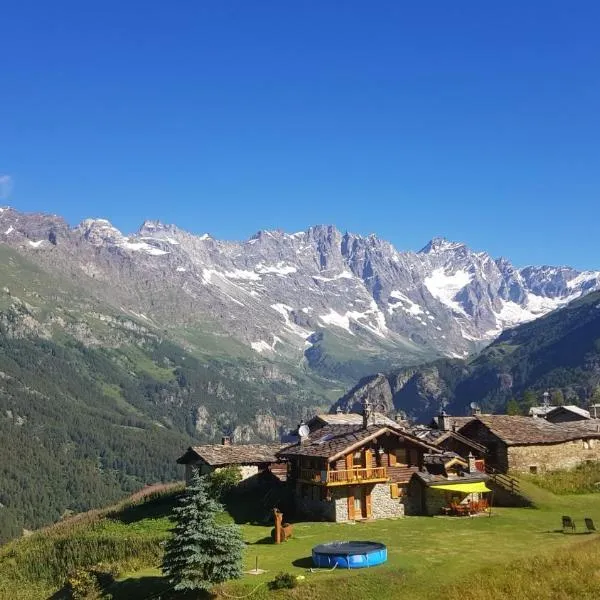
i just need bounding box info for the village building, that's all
[457,415,600,474]
[277,411,442,521]
[176,437,286,484]
[543,405,591,423]
[408,452,491,516]
[413,413,487,463]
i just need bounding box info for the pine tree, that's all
[506,398,521,415]
[161,472,244,593]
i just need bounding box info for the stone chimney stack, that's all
[437,410,451,431]
[221,436,231,446]
[362,398,373,429]
[298,420,309,444]
[467,452,477,473]
[590,404,600,419]
[336,406,343,415]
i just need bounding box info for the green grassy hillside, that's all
[1,478,599,600]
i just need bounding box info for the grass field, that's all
[1,478,599,600]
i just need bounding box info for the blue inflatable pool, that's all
[312,541,387,569]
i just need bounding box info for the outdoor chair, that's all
[562,515,576,533]
[584,518,596,533]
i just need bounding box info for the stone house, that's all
[278,410,441,522]
[543,405,591,423]
[412,417,488,464]
[458,415,600,474]
[176,437,286,484]
[407,452,490,516]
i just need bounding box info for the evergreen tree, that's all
[521,389,538,411]
[162,472,244,593]
[551,389,565,406]
[506,398,521,415]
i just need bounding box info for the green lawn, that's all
[107,480,600,600]
[1,480,597,599]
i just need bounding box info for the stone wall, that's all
[332,488,349,522]
[370,483,404,519]
[508,439,600,473]
[424,488,447,516]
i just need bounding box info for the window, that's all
[395,448,408,464]
[353,451,363,468]
[529,465,538,474]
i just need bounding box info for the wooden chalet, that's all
[278,404,441,521]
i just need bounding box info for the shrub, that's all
[268,572,298,590]
[66,568,102,599]
[207,466,242,501]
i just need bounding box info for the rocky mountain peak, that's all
[76,218,125,246]
[419,237,466,254]
[1,207,599,372]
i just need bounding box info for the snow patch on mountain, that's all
[424,268,472,315]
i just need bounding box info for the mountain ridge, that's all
[334,289,600,421]
[2,205,599,378]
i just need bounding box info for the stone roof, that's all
[278,424,439,461]
[545,405,591,420]
[461,415,600,446]
[410,425,487,453]
[414,469,489,486]
[308,412,399,429]
[430,416,475,430]
[177,444,283,466]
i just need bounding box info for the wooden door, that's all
[350,486,369,519]
[347,488,355,520]
[365,488,372,518]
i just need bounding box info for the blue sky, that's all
[1,1,599,268]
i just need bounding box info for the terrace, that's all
[299,466,389,486]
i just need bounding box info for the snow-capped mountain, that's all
[1,206,599,374]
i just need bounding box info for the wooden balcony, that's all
[299,466,388,486]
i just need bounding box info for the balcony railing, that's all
[299,466,388,486]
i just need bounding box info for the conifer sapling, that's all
[162,471,244,592]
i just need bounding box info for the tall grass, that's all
[525,462,600,495]
[443,535,600,600]
[0,483,182,600]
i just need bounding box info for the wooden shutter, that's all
[365,489,373,518]
[388,451,397,466]
[390,483,399,499]
[345,453,353,471]
[364,449,373,476]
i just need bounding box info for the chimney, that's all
[362,398,372,429]
[221,436,231,446]
[437,410,451,431]
[298,420,309,444]
[472,407,482,417]
[336,406,343,415]
[590,404,600,419]
[467,452,477,473]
